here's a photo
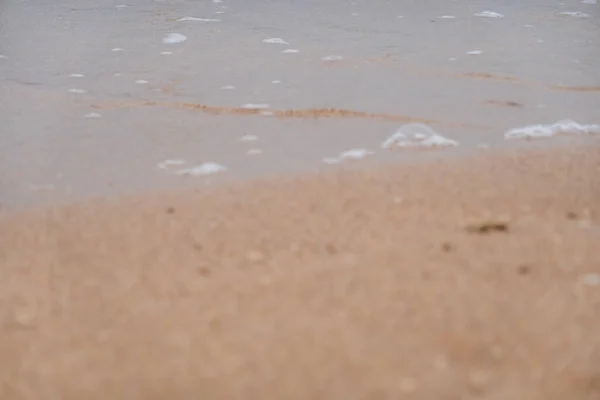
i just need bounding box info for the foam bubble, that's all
[135,80,149,84]
[439,15,456,19]
[111,48,124,52]
[322,55,343,61]
[177,17,221,22]
[163,33,187,44]
[84,112,102,118]
[466,50,483,55]
[175,162,226,176]
[324,149,373,164]
[505,119,600,139]
[262,38,289,45]
[69,73,84,78]
[382,124,458,149]
[157,159,185,169]
[239,134,258,142]
[241,103,270,109]
[474,11,504,18]
[68,88,87,94]
[559,11,591,17]
[282,49,300,53]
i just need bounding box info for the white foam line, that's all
[163,33,187,44]
[504,119,600,139]
[241,103,270,109]
[177,16,221,22]
[69,73,84,78]
[324,149,373,164]
[239,134,258,142]
[84,112,102,118]
[68,88,87,94]
[157,159,185,169]
[474,11,504,18]
[558,11,591,17]
[174,162,226,176]
[382,123,458,149]
[322,55,343,61]
[262,38,289,45]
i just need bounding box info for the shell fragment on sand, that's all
[382,124,458,149]
[505,120,600,139]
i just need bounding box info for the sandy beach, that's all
[1,0,600,398]
[2,144,600,399]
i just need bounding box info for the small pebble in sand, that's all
[246,250,266,263]
[581,273,600,287]
[399,377,416,393]
[13,308,36,327]
[433,354,448,369]
[468,369,491,391]
[465,218,509,234]
[490,345,505,360]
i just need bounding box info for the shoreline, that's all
[1,143,599,399]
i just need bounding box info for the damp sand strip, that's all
[91,99,489,129]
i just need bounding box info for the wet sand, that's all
[1,144,600,399]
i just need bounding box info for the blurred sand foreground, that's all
[1,145,600,399]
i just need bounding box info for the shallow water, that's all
[1,0,599,207]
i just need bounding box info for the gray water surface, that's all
[1,0,599,208]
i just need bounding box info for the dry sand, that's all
[1,145,600,399]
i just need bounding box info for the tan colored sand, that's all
[1,145,600,399]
